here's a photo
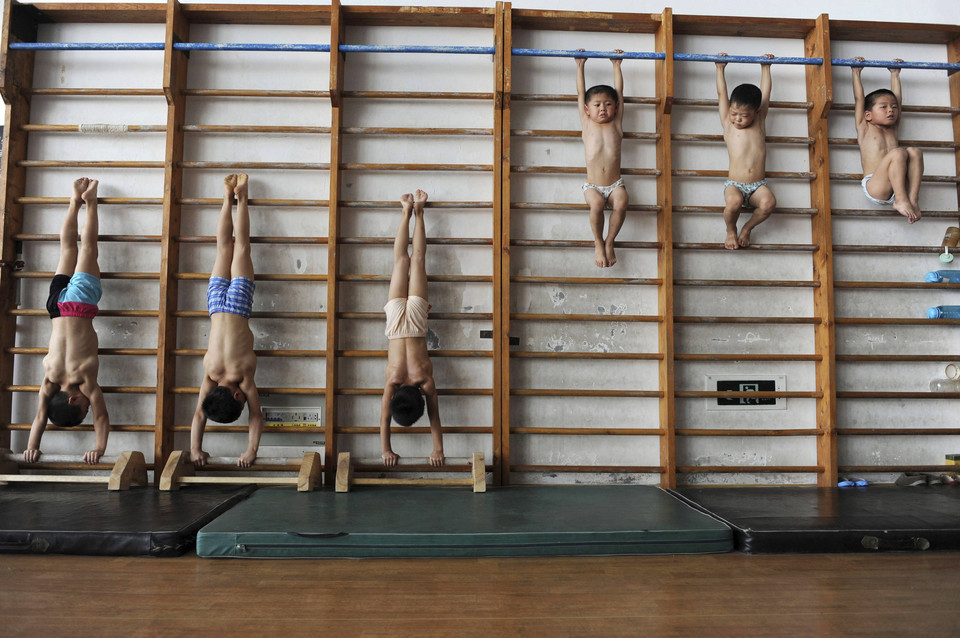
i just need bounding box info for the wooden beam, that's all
[324,0,343,486]
[656,8,675,489]
[495,1,511,487]
[806,14,838,487]
[949,35,960,218]
[154,0,189,480]
[0,0,37,451]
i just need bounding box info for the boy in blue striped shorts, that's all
[190,174,264,468]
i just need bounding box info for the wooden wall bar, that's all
[0,1,958,487]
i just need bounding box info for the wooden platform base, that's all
[335,451,486,493]
[0,449,148,491]
[158,450,322,491]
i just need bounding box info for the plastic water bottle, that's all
[925,271,960,283]
[927,305,960,319]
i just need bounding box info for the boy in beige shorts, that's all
[380,190,444,468]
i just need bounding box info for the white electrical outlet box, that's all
[262,407,322,428]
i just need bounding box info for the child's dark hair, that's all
[865,88,898,110]
[730,83,762,110]
[585,84,618,103]
[202,386,244,423]
[47,391,85,428]
[390,385,425,427]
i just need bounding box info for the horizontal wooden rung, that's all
[673,242,817,251]
[338,312,492,320]
[14,234,160,242]
[830,172,959,183]
[351,478,474,486]
[673,169,815,179]
[671,133,813,144]
[674,316,820,324]
[833,245,950,254]
[512,239,660,249]
[673,206,816,215]
[512,129,658,140]
[671,98,812,110]
[177,235,329,245]
[512,202,659,212]
[11,309,158,318]
[828,136,959,149]
[27,88,165,96]
[511,312,660,322]
[509,94,659,104]
[183,89,330,98]
[17,160,164,168]
[22,124,166,133]
[173,310,325,319]
[836,354,960,361]
[676,390,822,398]
[342,126,493,136]
[341,163,492,172]
[511,427,662,435]
[171,386,324,396]
[832,209,960,218]
[677,466,821,473]
[15,271,158,280]
[512,276,660,285]
[674,279,818,287]
[176,476,299,486]
[178,198,329,206]
[511,389,662,398]
[509,465,663,473]
[342,91,493,100]
[17,197,163,205]
[176,272,327,282]
[837,428,960,435]
[338,237,492,245]
[182,125,331,134]
[509,352,662,360]
[675,354,821,361]
[5,385,155,394]
[512,166,658,176]
[835,318,960,325]
[339,200,492,208]
[180,161,330,170]
[837,391,960,399]
[675,428,820,436]
[339,274,492,283]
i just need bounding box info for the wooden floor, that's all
[2,551,959,636]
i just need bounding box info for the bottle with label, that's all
[929,378,960,392]
[925,270,960,283]
[927,306,960,319]
[942,227,960,248]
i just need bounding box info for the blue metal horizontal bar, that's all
[832,57,960,71]
[9,42,163,50]
[512,48,664,60]
[175,42,330,52]
[338,44,494,55]
[675,53,822,65]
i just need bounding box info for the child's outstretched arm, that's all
[612,50,625,123]
[759,54,774,118]
[380,381,399,467]
[852,58,866,130]
[716,53,730,122]
[890,58,903,105]
[421,378,444,467]
[575,50,588,125]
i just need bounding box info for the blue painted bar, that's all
[674,53,822,65]
[512,48,664,60]
[174,42,330,52]
[339,44,494,55]
[9,42,163,50]
[832,57,960,71]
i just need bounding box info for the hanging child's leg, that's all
[584,188,608,267]
[408,190,429,300]
[604,186,628,267]
[905,146,924,220]
[723,184,745,250]
[739,186,776,248]
[389,193,413,301]
[212,175,237,279]
[868,148,917,223]
[230,173,253,280]
[76,178,100,277]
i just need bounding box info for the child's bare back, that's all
[576,51,629,268]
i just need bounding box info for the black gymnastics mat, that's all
[197,485,733,558]
[0,483,256,556]
[670,486,960,553]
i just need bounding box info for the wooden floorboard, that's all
[2,552,959,636]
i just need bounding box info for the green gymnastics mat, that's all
[196,485,733,558]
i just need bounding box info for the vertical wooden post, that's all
[806,14,837,487]
[0,0,38,450]
[494,1,512,487]
[948,36,960,215]
[324,0,345,486]
[655,8,676,488]
[155,0,190,475]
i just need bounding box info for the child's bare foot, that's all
[72,177,89,201]
[910,200,922,223]
[605,241,617,267]
[413,189,428,213]
[893,197,918,223]
[738,227,754,248]
[400,193,414,214]
[224,174,238,198]
[725,228,740,249]
[234,173,248,199]
[80,178,98,205]
[594,243,608,268]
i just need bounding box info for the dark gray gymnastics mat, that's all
[0,483,256,556]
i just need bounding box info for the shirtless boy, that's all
[853,59,923,223]
[576,51,628,268]
[190,174,264,468]
[380,190,444,468]
[717,53,777,249]
[25,178,109,464]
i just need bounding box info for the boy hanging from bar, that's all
[716,52,777,249]
[190,174,264,468]
[380,190,444,468]
[575,50,628,268]
[852,58,923,223]
[25,178,109,464]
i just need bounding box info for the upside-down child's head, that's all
[584,84,619,123]
[47,390,88,428]
[864,88,900,126]
[390,384,425,426]
[728,83,762,129]
[202,385,245,423]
